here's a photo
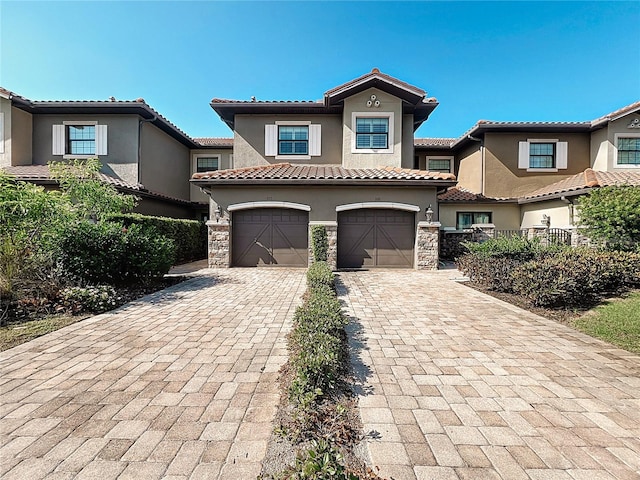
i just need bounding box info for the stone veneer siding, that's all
[206,221,230,268]
[416,222,440,270]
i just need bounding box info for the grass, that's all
[0,314,89,351]
[573,291,640,354]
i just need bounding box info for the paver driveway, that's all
[338,270,640,480]
[0,269,307,480]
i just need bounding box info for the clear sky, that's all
[1,1,639,139]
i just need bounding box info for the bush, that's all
[59,285,120,314]
[107,213,206,263]
[457,236,566,292]
[311,225,329,262]
[306,261,335,292]
[56,222,175,286]
[511,249,640,308]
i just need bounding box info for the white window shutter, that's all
[309,124,321,156]
[95,124,108,155]
[265,124,277,156]
[556,141,568,169]
[518,141,529,169]
[52,125,65,155]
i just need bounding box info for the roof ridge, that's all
[584,168,599,187]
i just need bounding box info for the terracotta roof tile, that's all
[522,168,640,200]
[192,163,455,182]
[591,100,640,126]
[210,98,322,105]
[414,138,456,147]
[193,137,234,147]
[438,187,513,202]
[324,68,426,98]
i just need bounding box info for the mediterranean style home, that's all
[2,70,639,269]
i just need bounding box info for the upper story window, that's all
[53,121,107,158]
[518,139,567,172]
[196,156,219,173]
[427,157,453,173]
[616,135,640,166]
[265,122,321,159]
[67,125,95,155]
[278,126,308,155]
[356,117,388,149]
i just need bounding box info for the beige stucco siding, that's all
[455,143,482,193]
[233,114,343,168]
[439,203,521,230]
[189,148,233,203]
[591,114,640,172]
[11,107,32,166]
[204,185,438,223]
[590,127,608,170]
[483,132,591,198]
[0,99,12,167]
[32,114,140,184]
[401,114,414,169]
[342,88,403,168]
[140,122,190,200]
[520,199,576,229]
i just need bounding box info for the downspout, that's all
[137,114,157,184]
[467,135,483,194]
[560,196,574,226]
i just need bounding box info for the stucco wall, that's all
[342,88,403,168]
[401,114,414,169]
[454,143,482,193]
[439,203,521,230]
[140,122,190,201]
[32,114,140,184]
[590,127,608,170]
[0,98,12,167]
[233,114,343,168]
[592,114,640,171]
[204,185,438,223]
[11,107,32,166]
[520,199,576,229]
[189,148,233,203]
[483,132,591,198]
[134,196,195,219]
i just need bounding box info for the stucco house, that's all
[0,87,232,220]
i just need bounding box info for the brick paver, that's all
[0,269,306,479]
[338,270,640,480]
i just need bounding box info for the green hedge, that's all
[107,213,206,263]
[310,225,329,263]
[56,221,175,286]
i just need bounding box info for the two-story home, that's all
[191,69,457,269]
[0,87,233,220]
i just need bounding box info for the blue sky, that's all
[2,1,639,139]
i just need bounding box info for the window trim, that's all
[60,120,101,159]
[518,138,567,172]
[456,211,492,230]
[351,111,394,154]
[614,133,640,168]
[426,156,454,174]
[270,121,314,160]
[193,153,221,174]
[277,123,309,158]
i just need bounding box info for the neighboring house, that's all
[0,87,232,220]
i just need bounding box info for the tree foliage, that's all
[577,185,640,250]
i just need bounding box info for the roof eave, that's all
[518,187,593,204]
[190,178,457,187]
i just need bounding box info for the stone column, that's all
[471,223,496,243]
[527,225,549,246]
[416,221,441,270]
[570,227,591,248]
[206,220,230,268]
[308,221,338,270]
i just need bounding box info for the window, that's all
[278,126,308,155]
[52,122,107,157]
[265,122,321,159]
[67,125,95,155]
[456,212,492,230]
[616,136,640,166]
[427,157,453,173]
[518,139,567,171]
[196,157,219,173]
[356,117,388,149]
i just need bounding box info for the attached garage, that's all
[232,208,309,267]
[337,209,415,268]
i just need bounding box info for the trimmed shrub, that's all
[511,249,640,308]
[59,285,120,314]
[106,213,206,263]
[56,221,175,286]
[307,261,335,292]
[311,225,329,262]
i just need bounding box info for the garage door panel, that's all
[338,209,414,269]
[232,209,308,267]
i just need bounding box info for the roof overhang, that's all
[191,178,457,188]
[210,102,341,130]
[518,188,593,204]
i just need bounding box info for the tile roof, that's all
[324,68,427,98]
[591,100,640,126]
[192,163,456,184]
[438,187,514,203]
[193,137,234,147]
[521,168,640,201]
[2,165,195,205]
[414,138,456,147]
[210,98,322,105]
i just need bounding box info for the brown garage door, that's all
[232,209,308,267]
[338,209,414,268]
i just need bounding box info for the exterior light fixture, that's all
[425,204,434,223]
[214,205,222,223]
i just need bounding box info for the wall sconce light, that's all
[366,94,381,108]
[425,204,434,223]
[214,205,222,223]
[541,214,550,227]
